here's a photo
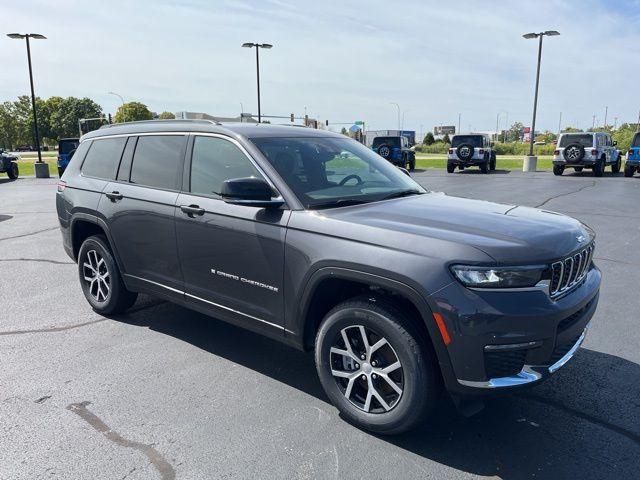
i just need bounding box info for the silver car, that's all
[553,132,622,177]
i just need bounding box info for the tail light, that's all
[57,180,66,192]
[448,148,453,154]
[554,149,560,155]
[478,149,484,155]
[591,149,597,156]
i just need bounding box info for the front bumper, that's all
[431,265,600,395]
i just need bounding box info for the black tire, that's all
[624,163,635,177]
[563,143,585,162]
[489,153,496,171]
[58,167,64,177]
[553,165,565,176]
[408,154,416,172]
[574,167,583,172]
[456,144,474,161]
[315,296,441,435]
[446,163,455,173]
[7,162,19,179]
[593,158,605,177]
[78,235,137,315]
[612,157,621,174]
[479,162,489,174]
[377,144,392,160]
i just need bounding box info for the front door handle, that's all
[105,191,123,202]
[180,204,205,217]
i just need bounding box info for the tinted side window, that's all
[130,135,186,189]
[81,137,127,180]
[190,136,262,197]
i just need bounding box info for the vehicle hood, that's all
[297,193,593,264]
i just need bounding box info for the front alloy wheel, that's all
[330,325,404,413]
[315,296,441,434]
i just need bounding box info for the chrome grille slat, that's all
[549,243,594,298]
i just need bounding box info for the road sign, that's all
[355,121,364,125]
[434,125,455,135]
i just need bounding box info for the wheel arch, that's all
[70,215,125,274]
[296,267,452,374]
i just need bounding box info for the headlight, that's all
[451,265,547,288]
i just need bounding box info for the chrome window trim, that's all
[124,274,289,332]
[458,327,587,389]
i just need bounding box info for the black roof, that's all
[82,120,341,142]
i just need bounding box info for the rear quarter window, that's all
[632,133,640,148]
[81,137,127,180]
[130,135,186,190]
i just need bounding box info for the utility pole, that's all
[592,115,596,130]
[558,111,562,135]
[604,106,608,129]
[457,113,461,134]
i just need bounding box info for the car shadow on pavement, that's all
[114,297,639,480]
[455,169,511,175]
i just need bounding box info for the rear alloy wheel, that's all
[624,163,635,177]
[447,163,455,173]
[78,235,137,315]
[480,162,489,174]
[315,296,440,435]
[553,165,565,176]
[7,162,19,179]
[612,157,621,174]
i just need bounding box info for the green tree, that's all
[613,123,637,151]
[47,97,103,139]
[506,122,524,142]
[423,132,435,145]
[158,111,175,120]
[442,133,451,144]
[535,131,557,144]
[114,102,152,123]
[561,126,582,133]
[0,102,20,149]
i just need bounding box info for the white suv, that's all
[447,134,496,174]
[553,132,622,177]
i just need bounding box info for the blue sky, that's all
[2,0,639,135]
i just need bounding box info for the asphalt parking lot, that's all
[1,169,639,480]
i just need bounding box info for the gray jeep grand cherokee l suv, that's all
[57,120,600,434]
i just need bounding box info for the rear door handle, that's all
[105,191,123,201]
[180,204,205,217]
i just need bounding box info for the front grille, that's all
[485,350,527,378]
[549,334,582,365]
[549,243,594,298]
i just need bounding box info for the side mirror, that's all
[220,177,284,208]
[613,140,618,146]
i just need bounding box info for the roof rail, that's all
[99,118,221,129]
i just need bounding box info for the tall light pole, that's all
[390,103,400,131]
[558,111,563,135]
[603,106,608,129]
[242,42,272,123]
[7,33,47,174]
[496,111,507,141]
[457,113,461,134]
[108,92,125,122]
[522,30,560,171]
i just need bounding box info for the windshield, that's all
[559,134,593,148]
[250,136,425,209]
[632,133,640,148]
[451,135,483,148]
[59,139,79,154]
[372,137,400,148]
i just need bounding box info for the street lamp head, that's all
[259,43,273,49]
[242,42,256,48]
[523,32,539,39]
[544,30,560,36]
[7,33,26,39]
[29,33,47,39]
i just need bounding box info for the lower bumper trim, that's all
[457,327,587,389]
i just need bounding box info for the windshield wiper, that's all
[379,189,424,201]
[309,198,371,210]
